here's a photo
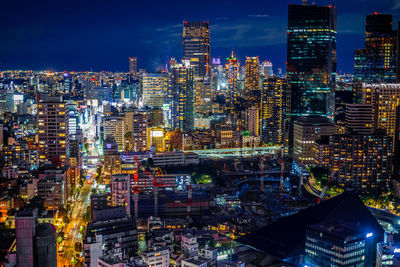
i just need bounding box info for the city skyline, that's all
[2,0,400,73]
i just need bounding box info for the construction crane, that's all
[133,156,164,218]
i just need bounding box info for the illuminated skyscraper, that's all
[132,110,148,152]
[225,51,239,101]
[287,3,337,118]
[129,57,138,79]
[260,60,273,78]
[260,78,286,145]
[183,21,210,78]
[170,63,195,131]
[354,14,397,83]
[361,83,400,148]
[142,73,169,108]
[37,96,69,167]
[245,56,260,92]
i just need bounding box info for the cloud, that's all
[215,17,229,21]
[248,14,269,18]
[212,16,286,48]
[393,1,400,10]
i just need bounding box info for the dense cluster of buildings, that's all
[2,0,400,266]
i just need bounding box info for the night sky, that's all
[1,0,400,74]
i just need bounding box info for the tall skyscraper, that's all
[225,51,239,101]
[170,62,195,131]
[132,110,148,152]
[183,21,210,78]
[245,56,260,93]
[260,78,285,145]
[354,13,397,83]
[37,96,69,166]
[129,57,138,79]
[287,2,337,118]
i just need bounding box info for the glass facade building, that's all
[183,21,210,78]
[305,221,374,267]
[287,3,337,118]
[354,14,397,83]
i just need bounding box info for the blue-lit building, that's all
[287,2,337,119]
[305,221,374,267]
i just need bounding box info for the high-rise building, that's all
[330,133,392,190]
[132,110,148,152]
[37,96,69,167]
[16,209,37,267]
[35,223,57,267]
[142,72,169,108]
[260,78,285,145]
[293,116,335,165]
[129,57,138,79]
[345,104,373,135]
[260,60,273,78]
[287,3,337,118]
[15,209,57,267]
[305,221,374,267]
[354,14,397,83]
[170,63,195,131]
[362,83,400,145]
[111,174,131,215]
[245,56,260,94]
[225,51,239,101]
[104,117,125,152]
[183,21,210,78]
[245,107,259,137]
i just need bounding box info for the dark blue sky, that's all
[1,0,400,73]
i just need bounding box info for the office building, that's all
[37,96,69,166]
[362,83,400,146]
[260,60,273,78]
[287,3,337,118]
[225,51,239,101]
[345,104,373,135]
[35,223,57,267]
[142,73,169,108]
[183,21,210,78]
[15,209,57,267]
[305,221,374,267]
[245,56,260,92]
[293,116,335,164]
[330,133,392,190]
[132,110,148,152]
[111,174,131,215]
[354,13,397,83]
[170,63,195,131]
[104,117,125,152]
[129,57,138,79]
[260,78,285,145]
[245,107,259,137]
